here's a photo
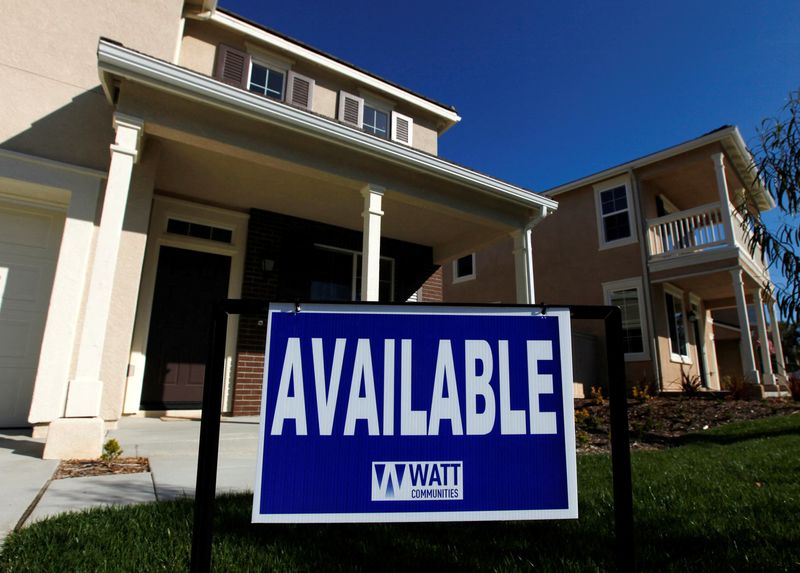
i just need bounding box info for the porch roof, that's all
[96,39,556,216]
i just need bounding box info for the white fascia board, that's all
[209,11,461,131]
[544,126,773,210]
[97,40,554,213]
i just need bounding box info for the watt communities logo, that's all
[372,461,463,502]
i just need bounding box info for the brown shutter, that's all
[338,91,364,128]
[391,112,414,146]
[286,71,315,110]
[214,45,251,89]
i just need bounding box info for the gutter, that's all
[97,40,556,213]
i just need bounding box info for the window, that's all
[337,91,414,146]
[594,178,637,249]
[603,278,649,360]
[452,253,476,283]
[664,286,690,362]
[309,245,394,302]
[248,62,285,101]
[166,218,232,244]
[363,105,389,139]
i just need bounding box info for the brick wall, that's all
[231,208,437,416]
[420,267,443,302]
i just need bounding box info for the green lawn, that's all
[2,415,799,572]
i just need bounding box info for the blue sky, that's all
[221,0,799,191]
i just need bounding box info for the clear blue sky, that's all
[221,0,799,304]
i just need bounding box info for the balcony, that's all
[646,201,765,270]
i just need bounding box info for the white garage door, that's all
[0,200,64,427]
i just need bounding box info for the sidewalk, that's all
[0,416,261,545]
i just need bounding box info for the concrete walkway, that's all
[0,416,261,545]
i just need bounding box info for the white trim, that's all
[593,175,637,250]
[648,246,740,274]
[688,293,713,388]
[124,196,249,415]
[602,277,650,361]
[211,10,461,130]
[658,193,679,214]
[663,283,692,364]
[452,253,476,284]
[544,126,774,211]
[97,40,557,213]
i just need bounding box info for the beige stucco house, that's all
[445,127,787,395]
[0,0,556,458]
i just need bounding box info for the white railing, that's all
[647,202,727,257]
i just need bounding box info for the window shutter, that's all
[214,45,251,89]
[391,111,414,146]
[286,71,315,110]
[338,91,364,128]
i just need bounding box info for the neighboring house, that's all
[445,127,787,395]
[0,0,555,458]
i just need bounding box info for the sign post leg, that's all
[605,307,635,572]
[190,304,228,573]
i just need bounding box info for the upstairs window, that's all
[594,177,637,249]
[214,45,314,110]
[363,104,389,139]
[248,62,285,100]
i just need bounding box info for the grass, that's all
[2,415,799,572]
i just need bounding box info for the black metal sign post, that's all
[188,302,633,573]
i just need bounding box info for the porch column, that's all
[360,184,384,302]
[711,153,736,246]
[512,225,535,304]
[768,302,787,378]
[730,269,760,385]
[753,288,774,384]
[43,113,143,459]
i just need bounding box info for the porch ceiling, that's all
[151,137,510,264]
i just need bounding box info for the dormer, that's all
[177,7,460,155]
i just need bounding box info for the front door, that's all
[140,246,231,409]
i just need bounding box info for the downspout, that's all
[630,169,663,392]
[527,205,552,304]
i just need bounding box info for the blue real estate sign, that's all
[252,303,578,523]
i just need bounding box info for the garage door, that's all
[0,200,64,427]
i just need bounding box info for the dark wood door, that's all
[141,246,231,409]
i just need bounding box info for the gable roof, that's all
[543,126,775,211]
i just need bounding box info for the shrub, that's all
[100,438,123,461]
[722,376,748,400]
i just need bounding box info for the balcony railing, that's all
[647,201,727,257]
[647,201,766,270]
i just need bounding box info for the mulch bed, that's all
[54,457,150,480]
[575,395,800,453]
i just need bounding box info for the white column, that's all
[66,113,144,417]
[730,269,760,384]
[512,225,535,304]
[360,184,384,302]
[753,289,774,384]
[711,152,736,247]
[768,302,787,378]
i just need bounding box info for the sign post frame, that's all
[189,301,633,573]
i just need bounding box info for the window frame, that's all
[452,253,477,284]
[663,283,692,364]
[602,277,650,361]
[246,53,290,102]
[311,244,395,302]
[593,176,638,250]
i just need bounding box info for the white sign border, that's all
[252,303,577,523]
